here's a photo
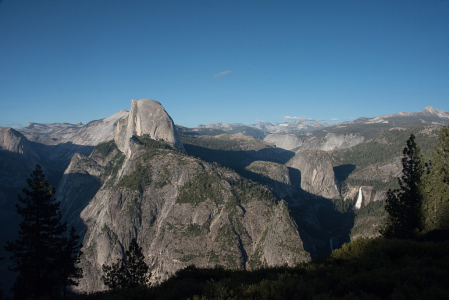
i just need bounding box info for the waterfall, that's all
[355,187,363,209]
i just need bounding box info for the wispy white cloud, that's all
[213,70,232,78]
[283,116,314,121]
[282,116,339,122]
[255,119,264,123]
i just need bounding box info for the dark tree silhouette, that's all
[4,165,82,299]
[102,238,151,290]
[59,227,83,298]
[422,126,449,231]
[381,134,424,239]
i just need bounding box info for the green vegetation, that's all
[381,134,424,239]
[342,176,400,192]
[71,235,449,299]
[354,200,386,221]
[350,201,387,238]
[330,123,393,138]
[230,178,276,206]
[247,232,266,270]
[181,135,248,151]
[377,127,449,239]
[184,224,205,237]
[104,152,126,182]
[154,165,172,188]
[179,254,201,263]
[95,140,118,157]
[177,126,225,136]
[115,135,180,191]
[177,172,224,206]
[422,126,449,231]
[131,135,175,150]
[116,163,152,191]
[331,125,440,189]
[102,239,151,290]
[95,140,126,186]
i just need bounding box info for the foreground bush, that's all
[75,236,449,300]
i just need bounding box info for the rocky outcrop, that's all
[343,185,387,208]
[0,127,41,189]
[286,150,340,199]
[0,127,30,155]
[68,110,129,146]
[245,161,295,199]
[58,138,310,292]
[114,99,184,156]
[264,134,304,151]
[20,110,128,147]
[264,133,364,151]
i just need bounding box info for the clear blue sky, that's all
[1,0,448,128]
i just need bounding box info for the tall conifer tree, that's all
[4,165,82,299]
[381,134,424,239]
[102,238,150,290]
[422,126,449,231]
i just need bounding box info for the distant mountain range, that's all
[197,119,329,135]
[337,106,449,126]
[196,106,449,134]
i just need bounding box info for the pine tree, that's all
[102,238,151,290]
[4,165,83,299]
[125,239,150,289]
[58,227,84,298]
[422,126,449,231]
[381,134,424,239]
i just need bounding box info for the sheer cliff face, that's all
[264,133,364,151]
[115,99,184,156]
[55,100,309,292]
[286,150,340,199]
[0,127,29,155]
[58,138,310,292]
[0,127,40,189]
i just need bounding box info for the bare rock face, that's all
[286,150,340,199]
[343,185,387,208]
[0,127,41,189]
[20,110,128,147]
[58,138,310,292]
[264,134,304,151]
[245,161,295,199]
[115,99,184,156]
[0,127,30,155]
[69,110,129,146]
[264,133,364,152]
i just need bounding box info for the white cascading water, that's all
[355,187,363,209]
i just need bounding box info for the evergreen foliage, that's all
[102,239,151,290]
[69,237,449,300]
[331,126,439,190]
[177,172,224,206]
[95,140,118,157]
[59,227,84,298]
[116,163,152,192]
[4,165,83,299]
[131,134,171,149]
[381,134,424,239]
[422,126,449,231]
